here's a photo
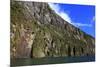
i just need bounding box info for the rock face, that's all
[10,1,95,58]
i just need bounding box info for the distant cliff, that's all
[11,1,95,58]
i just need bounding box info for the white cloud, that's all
[72,23,92,27]
[49,3,92,27]
[74,16,95,27]
[92,16,95,23]
[48,3,71,23]
[59,12,71,23]
[48,3,60,13]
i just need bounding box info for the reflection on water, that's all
[11,56,95,66]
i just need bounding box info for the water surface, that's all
[11,56,95,66]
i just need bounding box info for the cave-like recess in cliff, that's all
[10,0,95,66]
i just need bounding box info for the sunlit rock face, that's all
[10,1,95,58]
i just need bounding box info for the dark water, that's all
[11,56,95,66]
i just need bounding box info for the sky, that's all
[49,3,95,38]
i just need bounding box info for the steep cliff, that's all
[10,1,95,58]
